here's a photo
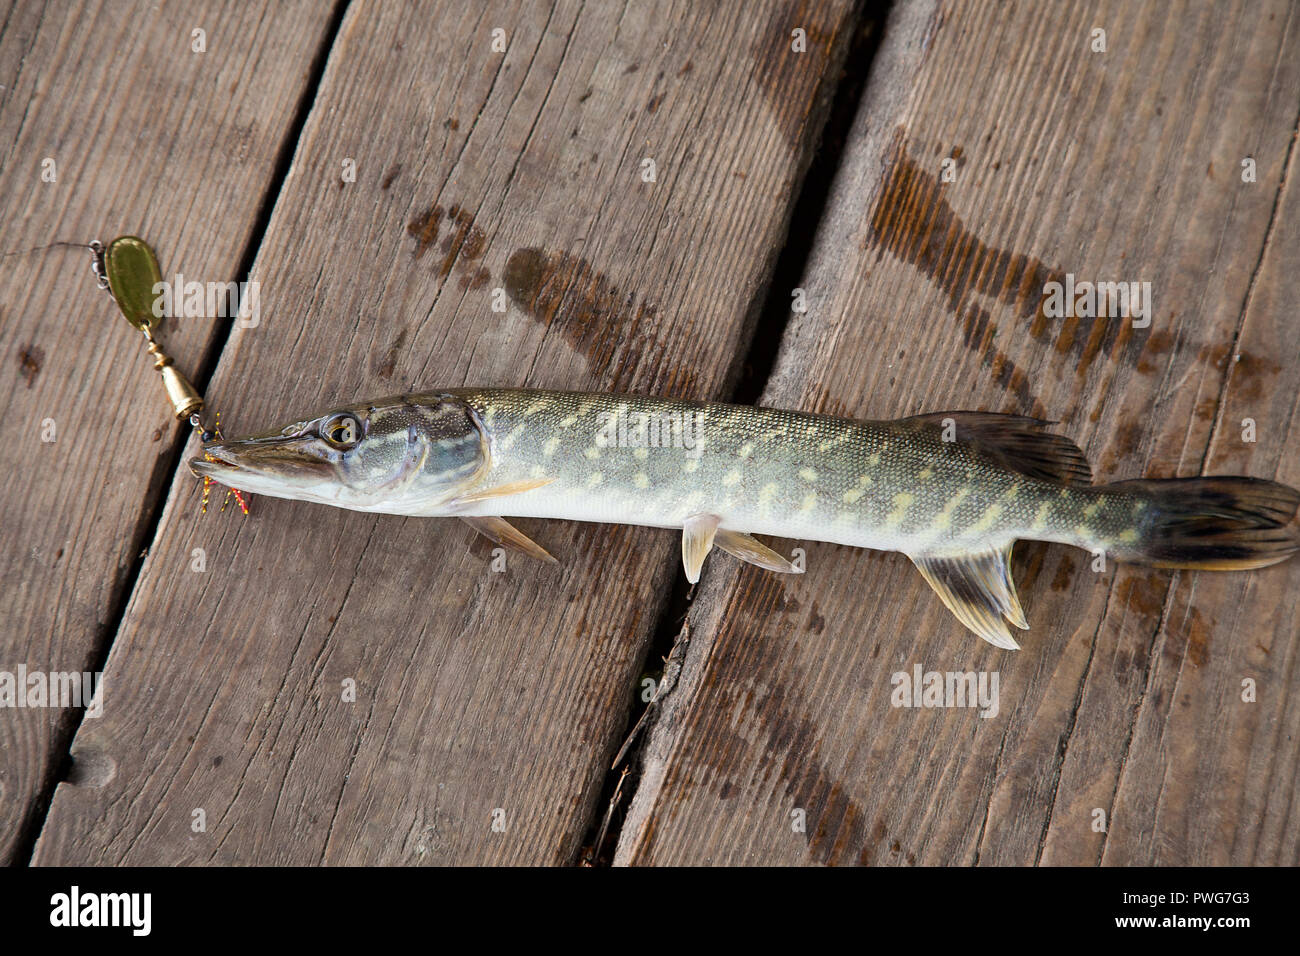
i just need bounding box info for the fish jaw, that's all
[190,436,343,504]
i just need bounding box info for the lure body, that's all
[192,388,1300,648]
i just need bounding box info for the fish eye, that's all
[321,413,361,449]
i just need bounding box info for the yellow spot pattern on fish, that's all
[931,486,970,532]
[886,493,913,528]
[970,502,1004,534]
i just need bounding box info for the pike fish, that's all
[190,388,1300,649]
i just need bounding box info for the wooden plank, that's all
[616,0,1300,865]
[1086,135,1300,866]
[0,0,339,863]
[30,0,857,864]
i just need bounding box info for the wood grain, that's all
[29,0,856,864]
[617,0,1300,865]
[0,0,339,863]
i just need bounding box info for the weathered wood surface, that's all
[0,0,338,863]
[617,0,1300,865]
[30,0,856,864]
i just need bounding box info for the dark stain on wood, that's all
[867,131,1061,327]
[1118,572,1169,620]
[373,327,409,379]
[458,265,491,290]
[1136,327,1176,374]
[381,164,402,190]
[438,204,487,278]
[406,203,444,258]
[1183,607,1211,668]
[1050,553,1077,592]
[866,130,1155,409]
[17,345,44,388]
[680,574,875,864]
[504,246,693,393]
[753,0,839,145]
[1104,413,1147,474]
[406,202,488,280]
[1224,350,1281,402]
[646,93,664,113]
[802,382,852,418]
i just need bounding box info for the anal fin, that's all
[460,516,558,565]
[715,529,802,574]
[910,544,1027,649]
[682,514,721,583]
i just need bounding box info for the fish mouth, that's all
[187,436,332,488]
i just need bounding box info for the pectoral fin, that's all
[460,516,558,565]
[910,544,1027,649]
[451,477,555,506]
[682,513,722,583]
[715,530,802,574]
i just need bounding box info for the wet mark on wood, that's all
[17,344,44,388]
[1182,606,1211,668]
[406,204,444,259]
[1050,554,1077,592]
[866,130,1152,410]
[754,0,840,146]
[503,247,696,395]
[407,201,490,283]
[657,573,877,865]
[1222,349,1282,403]
[458,266,491,290]
[373,327,409,380]
[437,204,487,278]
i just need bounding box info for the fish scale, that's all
[192,387,1300,649]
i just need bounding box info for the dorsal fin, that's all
[910,544,1028,649]
[903,411,1092,486]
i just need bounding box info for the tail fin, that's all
[1105,477,1300,570]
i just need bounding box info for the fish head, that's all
[189,394,489,513]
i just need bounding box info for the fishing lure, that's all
[90,236,248,515]
[190,389,1300,648]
